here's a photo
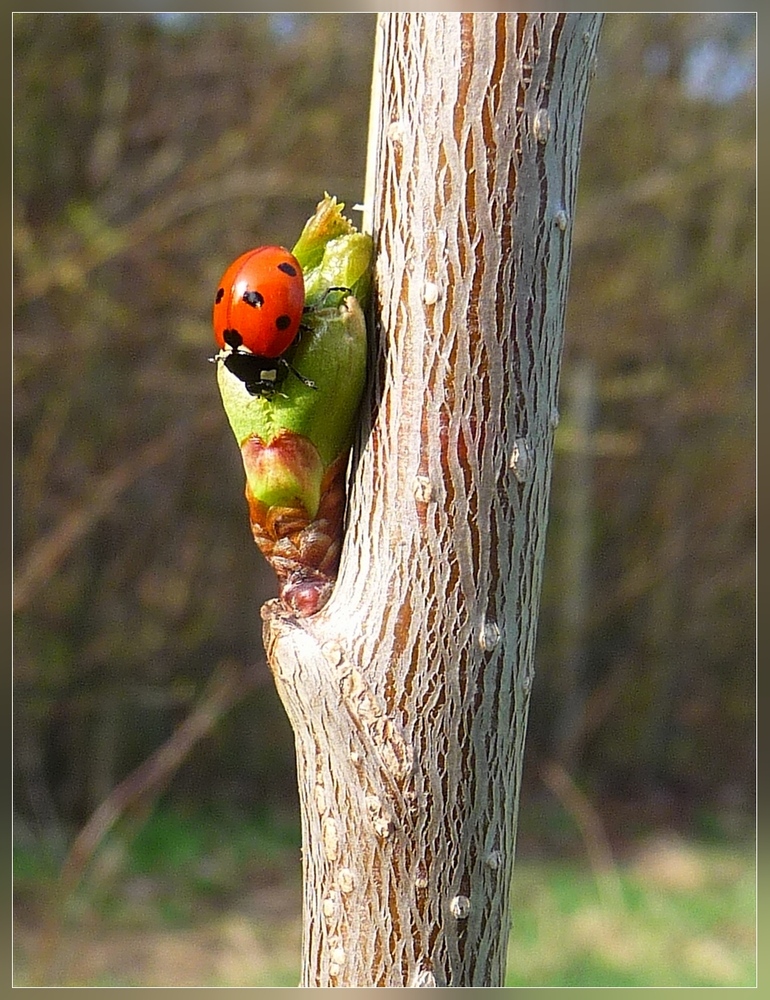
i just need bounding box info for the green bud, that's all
[217,293,368,512]
[214,194,372,616]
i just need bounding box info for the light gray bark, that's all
[263,11,603,987]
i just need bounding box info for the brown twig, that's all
[13,410,220,613]
[540,759,625,911]
[32,658,265,985]
[60,659,263,892]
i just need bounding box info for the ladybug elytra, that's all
[213,245,314,397]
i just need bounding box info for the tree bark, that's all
[262,11,602,987]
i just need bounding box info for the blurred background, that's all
[13,12,755,988]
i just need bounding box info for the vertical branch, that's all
[554,359,598,766]
[264,11,602,986]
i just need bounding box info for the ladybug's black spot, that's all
[223,329,243,349]
[275,314,292,331]
[242,290,264,308]
[277,261,298,278]
[215,288,224,304]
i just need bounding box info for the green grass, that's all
[506,838,756,987]
[14,807,755,987]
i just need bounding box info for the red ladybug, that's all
[213,246,313,397]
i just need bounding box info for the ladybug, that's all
[212,245,314,397]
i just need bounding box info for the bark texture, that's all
[262,11,602,987]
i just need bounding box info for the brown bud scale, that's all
[246,452,349,617]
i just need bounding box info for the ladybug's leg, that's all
[320,286,352,305]
[299,287,354,335]
[300,287,353,314]
[279,357,316,390]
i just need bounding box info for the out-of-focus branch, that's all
[15,169,362,306]
[540,760,625,910]
[58,658,265,895]
[32,658,267,986]
[13,410,220,613]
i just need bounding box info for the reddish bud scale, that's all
[244,451,348,617]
